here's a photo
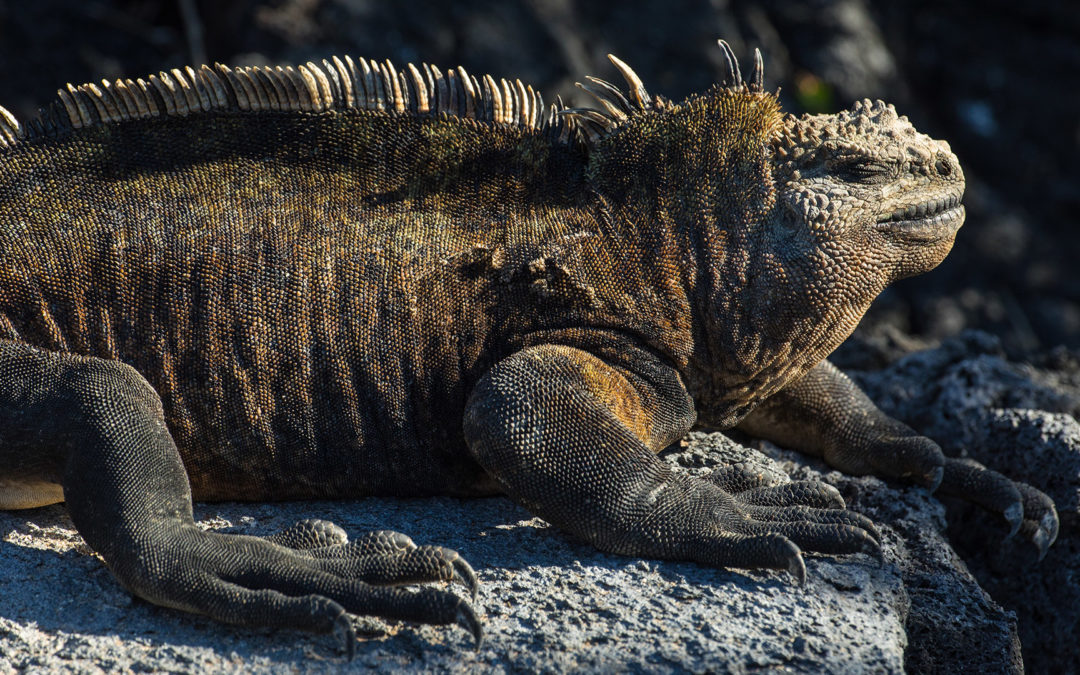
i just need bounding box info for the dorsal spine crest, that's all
[0,41,773,152]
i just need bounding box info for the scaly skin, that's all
[0,42,1056,654]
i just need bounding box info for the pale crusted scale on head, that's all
[775,98,926,165]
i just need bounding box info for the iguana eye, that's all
[831,158,891,184]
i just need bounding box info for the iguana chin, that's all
[0,40,1057,654]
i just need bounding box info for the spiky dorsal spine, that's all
[562,40,767,147]
[0,39,770,152]
[0,105,19,148]
[0,56,564,147]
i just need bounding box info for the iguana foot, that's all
[736,360,1059,559]
[0,345,483,656]
[940,457,1059,560]
[126,523,481,657]
[611,472,882,584]
[267,522,479,599]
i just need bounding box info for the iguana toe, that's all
[348,530,418,556]
[734,480,847,510]
[742,503,881,545]
[305,541,480,594]
[698,532,807,583]
[742,520,880,561]
[706,462,788,493]
[266,519,350,550]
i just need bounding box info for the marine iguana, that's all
[0,41,1057,654]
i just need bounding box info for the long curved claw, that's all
[452,556,479,600]
[788,549,808,586]
[846,513,883,547]
[332,611,357,660]
[1041,508,1060,550]
[1019,483,1059,560]
[1029,505,1059,562]
[1002,501,1023,540]
[456,602,483,648]
[862,533,885,565]
[926,464,944,493]
[1034,528,1052,562]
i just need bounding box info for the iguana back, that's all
[0,62,612,500]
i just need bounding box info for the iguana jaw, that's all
[875,193,965,243]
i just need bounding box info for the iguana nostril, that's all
[935,157,951,176]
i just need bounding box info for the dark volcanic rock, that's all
[849,332,1080,673]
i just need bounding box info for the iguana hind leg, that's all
[0,341,480,654]
[463,344,879,581]
[737,359,1058,558]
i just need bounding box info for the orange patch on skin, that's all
[572,351,654,445]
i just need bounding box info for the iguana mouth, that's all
[876,193,964,240]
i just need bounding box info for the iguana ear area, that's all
[560,39,767,147]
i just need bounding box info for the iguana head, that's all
[566,41,967,420]
[771,99,965,285]
[568,41,965,299]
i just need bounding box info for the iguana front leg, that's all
[464,344,880,580]
[737,359,1059,557]
[0,341,480,655]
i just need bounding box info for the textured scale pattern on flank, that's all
[0,40,1058,656]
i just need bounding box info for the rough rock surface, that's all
[0,422,1028,674]
[838,330,1080,673]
